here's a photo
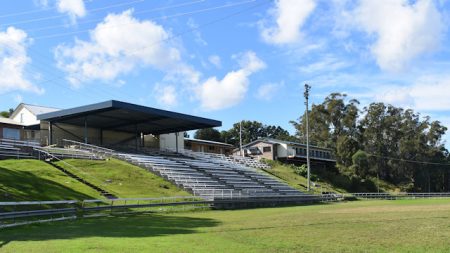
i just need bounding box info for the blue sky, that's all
[1,0,450,144]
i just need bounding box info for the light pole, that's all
[240,121,243,157]
[304,84,311,192]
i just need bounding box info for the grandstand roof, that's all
[37,100,221,135]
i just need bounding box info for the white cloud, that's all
[256,82,283,101]
[353,0,444,71]
[55,9,194,87]
[13,94,23,103]
[370,75,450,111]
[198,51,266,111]
[0,27,43,94]
[154,84,178,108]
[187,18,207,46]
[299,55,350,73]
[208,55,221,68]
[57,0,86,23]
[260,0,317,45]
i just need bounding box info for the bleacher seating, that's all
[39,147,104,160]
[0,139,38,159]
[61,140,304,200]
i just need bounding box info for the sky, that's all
[1,0,450,144]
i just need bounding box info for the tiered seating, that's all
[174,149,302,197]
[60,140,304,199]
[0,139,37,159]
[118,153,238,199]
[229,155,271,169]
[39,147,104,160]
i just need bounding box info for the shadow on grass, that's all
[0,166,97,201]
[0,213,220,245]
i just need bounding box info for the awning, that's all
[37,100,221,135]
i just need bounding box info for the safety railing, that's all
[0,200,77,228]
[349,192,450,200]
[0,138,40,147]
[62,139,116,158]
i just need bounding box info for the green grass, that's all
[261,160,398,194]
[0,159,101,201]
[1,199,450,252]
[54,158,190,198]
[261,161,349,193]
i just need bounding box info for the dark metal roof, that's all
[37,100,221,135]
[185,138,234,147]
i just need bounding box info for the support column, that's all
[84,117,88,144]
[48,121,53,145]
[175,132,179,153]
[135,125,139,152]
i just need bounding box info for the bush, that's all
[292,164,307,177]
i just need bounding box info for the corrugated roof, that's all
[243,137,332,151]
[37,100,222,135]
[186,138,234,147]
[0,117,23,126]
[22,104,60,115]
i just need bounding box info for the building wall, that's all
[0,123,23,140]
[159,132,184,151]
[11,107,39,126]
[186,142,233,155]
[277,143,288,158]
[40,121,137,147]
[143,134,159,149]
[251,142,275,160]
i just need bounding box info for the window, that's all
[208,145,215,151]
[3,128,20,140]
[263,146,271,152]
[20,113,24,123]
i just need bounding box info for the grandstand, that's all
[60,139,303,199]
[1,100,304,201]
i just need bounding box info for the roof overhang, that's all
[37,100,221,135]
[185,138,234,148]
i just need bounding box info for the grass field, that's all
[0,159,102,201]
[1,199,450,252]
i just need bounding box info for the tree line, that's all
[292,93,449,192]
[194,120,295,147]
[195,92,449,191]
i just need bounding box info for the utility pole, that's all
[304,84,311,192]
[240,121,243,157]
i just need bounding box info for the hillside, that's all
[0,158,190,201]
[0,159,102,201]
[54,158,190,198]
[261,160,398,193]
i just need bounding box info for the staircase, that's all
[34,148,117,199]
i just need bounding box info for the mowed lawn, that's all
[1,199,450,253]
[54,158,190,198]
[0,159,102,200]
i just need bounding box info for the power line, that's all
[0,0,270,103]
[0,0,146,27]
[367,153,450,167]
[33,0,258,40]
[15,0,207,33]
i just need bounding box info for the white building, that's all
[10,103,60,126]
